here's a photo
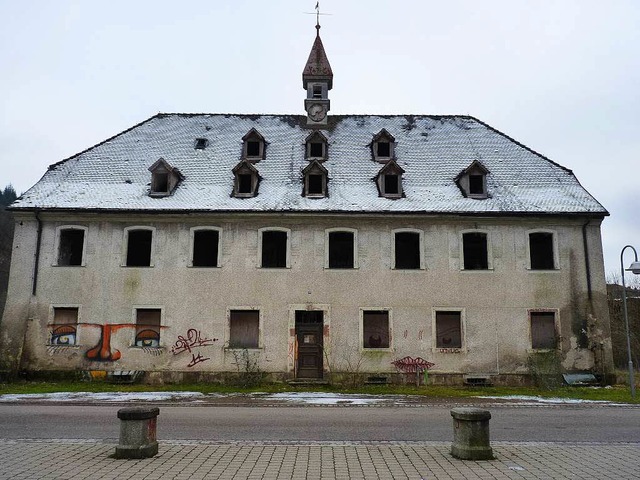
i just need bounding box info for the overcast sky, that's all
[1,0,638,277]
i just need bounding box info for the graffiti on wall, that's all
[171,328,218,367]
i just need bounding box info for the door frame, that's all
[288,304,330,377]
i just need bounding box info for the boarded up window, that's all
[126,229,152,267]
[51,307,78,345]
[261,231,287,268]
[463,232,488,270]
[229,310,259,348]
[395,232,420,269]
[529,232,555,270]
[135,309,161,347]
[58,229,84,266]
[328,231,354,268]
[531,312,557,349]
[363,311,390,349]
[193,230,219,267]
[435,311,462,348]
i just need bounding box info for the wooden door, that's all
[295,311,324,379]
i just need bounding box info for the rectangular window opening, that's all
[126,230,152,267]
[308,174,324,195]
[192,230,219,267]
[195,138,207,150]
[363,311,390,349]
[377,142,390,158]
[384,175,399,195]
[152,172,169,193]
[238,174,253,194]
[463,232,488,270]
[469,174,484,195]
[246,141,260,157]
[328,231,355,269]
[58,229,84,266]
[531,312,557,349]
[261,230,287,268]
[529,232,555,270]
[135,309,161,347]
[309,142,324,157]
[395,232,420,269]
[435,311,462,349]
[312,85,322,98]
[51,307,78,345]
[229,310,259,348]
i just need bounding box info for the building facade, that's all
[0,27,613,384]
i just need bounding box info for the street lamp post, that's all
[620,245,640,399]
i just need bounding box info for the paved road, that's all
[1,404,638,443]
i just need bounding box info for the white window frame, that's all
[53,225,88,267]
[122,226,156,267]
[324,228,359,269]
[391,228,425,270]
[459,229,493,271]
[132,305,164,348]
[257,227,291,269]
[189,226,222,268]
[432,308,466,353]
[226,307,263,350]
[49,304,81,346]
[359,308,393,352]
[528,309,560,352]
[526,229,559,271]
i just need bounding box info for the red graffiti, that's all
[187,352,210,367]
[391,356,435,373]
[171,329,218,355]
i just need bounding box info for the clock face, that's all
[308,103,327,121]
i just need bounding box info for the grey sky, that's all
[1,0,638,276]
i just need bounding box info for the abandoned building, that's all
[0,24,614,385]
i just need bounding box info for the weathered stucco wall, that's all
[0,212,613,380]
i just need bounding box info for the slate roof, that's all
[12,113,607,216]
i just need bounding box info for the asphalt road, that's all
[0,404,638,443]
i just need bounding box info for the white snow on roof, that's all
[12,114,607,215]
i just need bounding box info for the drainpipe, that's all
[582,219,592,301]
[32,209,42,296]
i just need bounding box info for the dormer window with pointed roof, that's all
[376,159,405,199]
[305,131,328,161]
[242,128,266,161]
[148,158,183,197]
[302,160,328,198]
[232,160,260,198]
[371,129,396,162]
[456,160,490,199]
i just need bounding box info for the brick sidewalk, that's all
[0,439,638,479]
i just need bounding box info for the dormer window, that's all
[302,160,328,198]
[194,138,208,150]
[148,158,183,197]
[242,128,266,161]
[371,129,396,162]
[456,160,490,199]
[376,159,405,199]
[312,85,323,98]
[232,160,260,198]
[305,131,328,161]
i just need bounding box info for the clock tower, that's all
[302,23,333,127]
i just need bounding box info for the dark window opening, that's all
[58,229,84,266]
[152,172,169,193]
[126,229,152,267]
[395,232,420,269]
[309,142,324,157]
[195,138,207,150]
[312,85,322,98]
[135,309,161,347]
[463,232,488,270]
[531,312,557,349]
[469,174,484,195]
[246,141,260,157]
[384,175,400,195]
[328,231,354,269]
[529,232,555,270]
[192,230,219,267]
[363,311,390,349]
[238,174,253,194]
[377,142,390,158]
[436,311,462,348]
[261,230,287,268]
[308,174,324,195]
[229,310,259,348]
[51,307,78,345]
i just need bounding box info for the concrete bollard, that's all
[114,407,159,459]
[450,407,493,460]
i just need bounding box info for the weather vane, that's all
[304,1,332,31]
